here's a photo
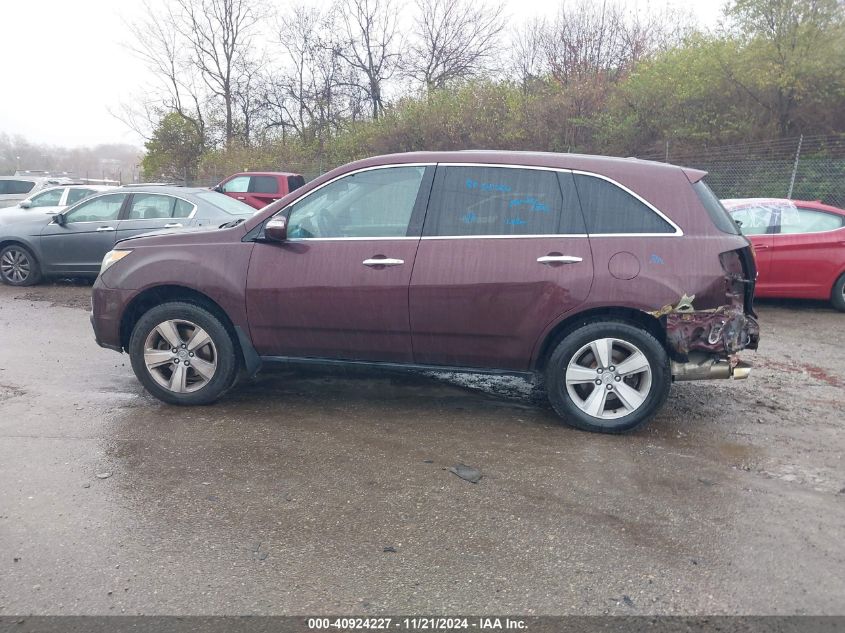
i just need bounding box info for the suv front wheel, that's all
[129,302,239,405]
[546,321,670,433]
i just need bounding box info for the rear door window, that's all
[173,198,195,218]
[128,194,176,219]
[779,207,844,234]
[66,188,96,205]
[574,173,676,234]
[249,176,279,194]
[425,166,581,236]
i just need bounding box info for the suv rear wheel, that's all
[545,321,670,433]
[129,302,239,405]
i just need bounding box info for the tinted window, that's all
[221,176,249,193]
[426,166,579,236]
[729,206,775,235]
[0,180,36,195]
[250,176,278,194]
[575,174,675,234]
[287,166,426,239]
[29,188,64,207]
[128,194,175,219]
[288,175,305,192]
[693,181,740,235]
[66,188,96,205]
[780,207,844,234]
[173,198,195,218]
[65,194,127,223]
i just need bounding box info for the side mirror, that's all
[53,213,66,226]
[213,185,225,193]
[264,216,287,242]
[20,200,32,209]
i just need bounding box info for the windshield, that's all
[196,191,254,215]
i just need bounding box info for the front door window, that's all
[287,166,426,239]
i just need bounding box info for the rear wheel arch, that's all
[533,306,668,371]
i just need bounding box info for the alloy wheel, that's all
[565,337,653,420]
[0,248,32,284]
[143,319,218,393]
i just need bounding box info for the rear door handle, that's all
[363,258,404,267]
[96,226,115,232]
[164,223,183,228]
[537,255,582,264]
[753,244,770,250]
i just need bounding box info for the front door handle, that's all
[363,257,404,267]
[96,226,115,232]
[537,255,582,265]
[753,244,770,250]
[164,223,183,228]
[236,196,246,200]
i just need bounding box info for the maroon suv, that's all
[91,151,759,433]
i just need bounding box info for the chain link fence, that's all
[639,134,845,208]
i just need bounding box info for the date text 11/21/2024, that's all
[306,617,528,630]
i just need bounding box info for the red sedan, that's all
[722,198,845,311]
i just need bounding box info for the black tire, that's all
[0,244,42,286]
[545,321,671,434]
[831,273,845,312]
[128,301,239,405]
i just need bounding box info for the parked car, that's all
[0,187,253,286]
[213,171,306,210]
[91,151,760,433]
[0,176,65,209]
[722,198,845,311]
[0,184,114,218]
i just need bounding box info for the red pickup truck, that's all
[214,172,306,210]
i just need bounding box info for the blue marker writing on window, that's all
[506,218,527,225]
[462,212,478,223]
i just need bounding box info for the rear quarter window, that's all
[574,173,676,234]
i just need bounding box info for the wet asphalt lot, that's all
[0,281,843,616]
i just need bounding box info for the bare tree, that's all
[173,0,264,146]
[123,0,207,143]
[334,0,401,119]
[406,0,506,91]
[509,16,548,90]
[541,0,686,85]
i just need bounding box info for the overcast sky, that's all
[0,0,725,149]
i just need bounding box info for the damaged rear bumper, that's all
[653,299,760,382]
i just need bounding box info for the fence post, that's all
[787,134,803,199]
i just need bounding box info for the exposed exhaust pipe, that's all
[671,354,751,381]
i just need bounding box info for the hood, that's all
[115,224,221,245]
[0,210,56,229]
